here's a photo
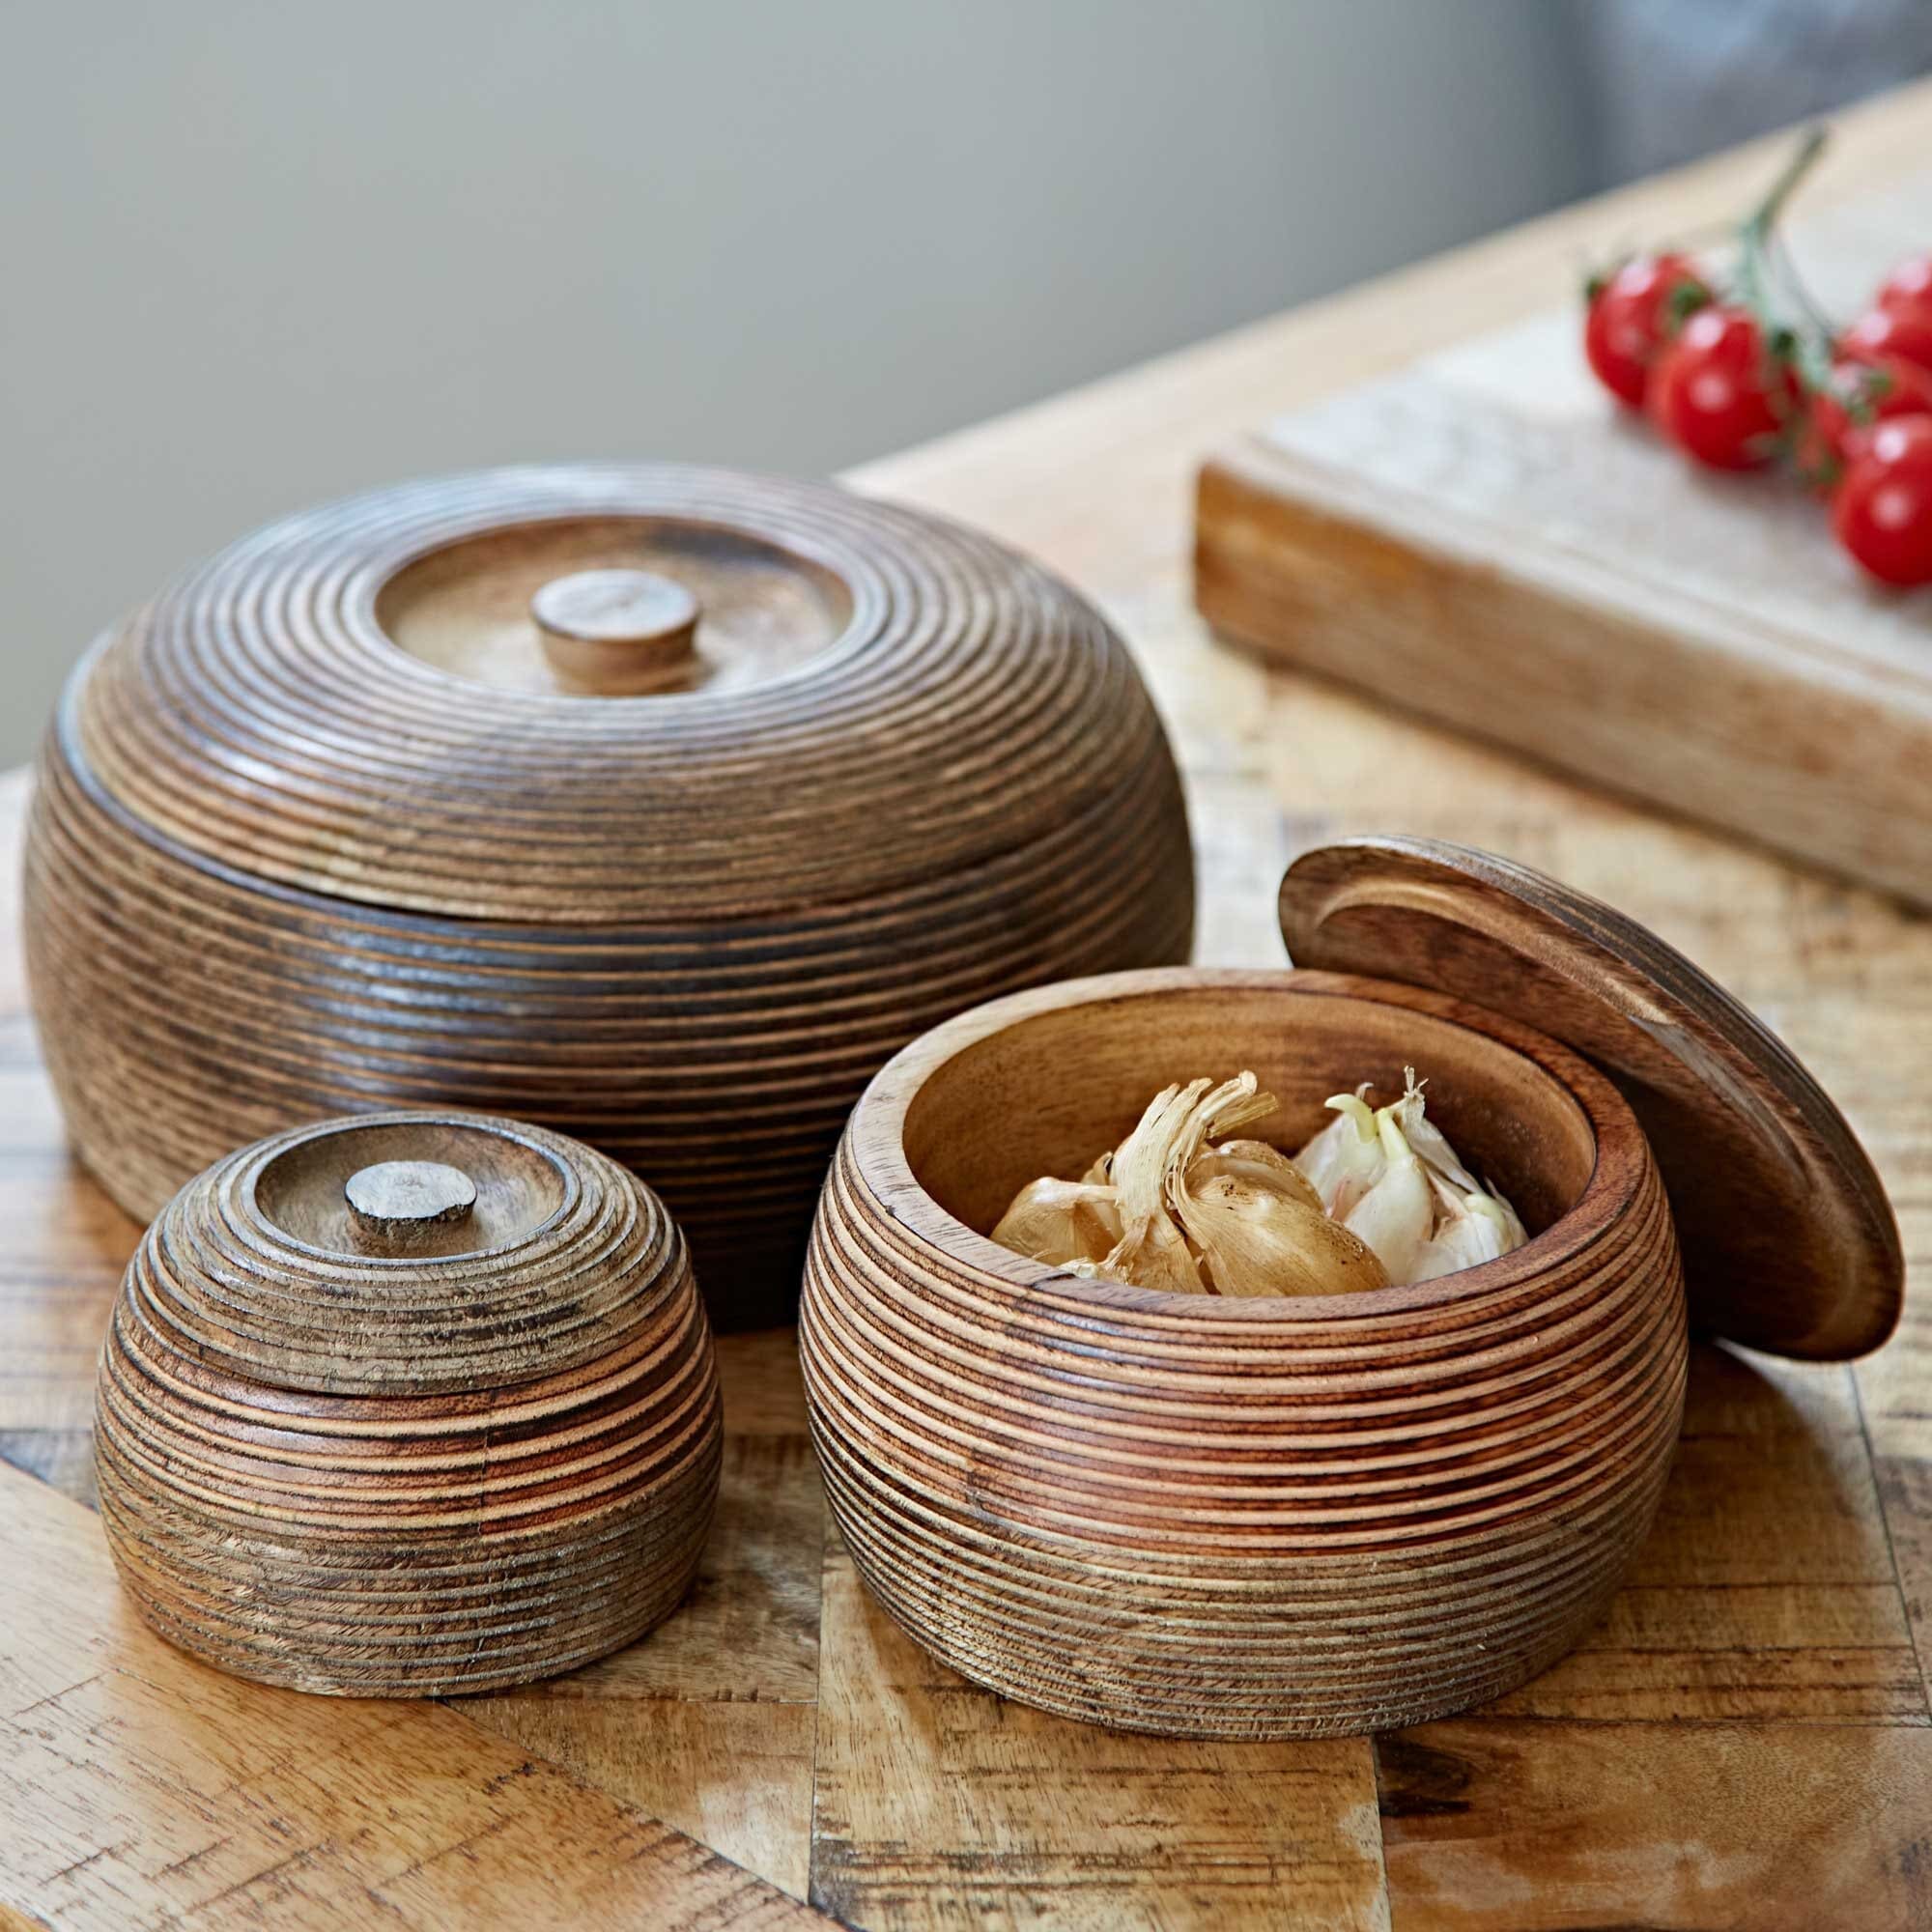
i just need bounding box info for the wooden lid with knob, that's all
[57,463,1187,924]
[27,463,1194,1328]
[93,1110,723,1694]
[1279,837,1902,1361]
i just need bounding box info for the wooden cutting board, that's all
[1194,166,1932,910]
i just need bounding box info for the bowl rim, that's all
[842,964,1660,1326]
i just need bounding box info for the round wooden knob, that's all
[530,567,699,693]
[344,1158,477,1247]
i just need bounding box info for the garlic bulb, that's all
[1307,1067,1527,1285]
[988,1064,1523,1299]
[989,1069,1387,1299]
[1178,1172,1389,1296]
[1190,1136,1322,1212]
[1163,1073,1388,1296]
[990,1178,1122,1267]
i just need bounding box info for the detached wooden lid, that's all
[142,1110,686,1396]
[1279,837,1901,1361]
[66,464,1169,923]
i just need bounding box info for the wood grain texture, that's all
[801,966,1690,1738]
[464,1426,828,1896]
[95,1110,723,1696]
[1377,1718,1932,1930]
[24,466,1194,1330]
[7,81,1932,1926]
[809,1531,1391,1929]
[0,1459,825,1931]
[1194,163,1932,910]
[1279,837,1902,1359]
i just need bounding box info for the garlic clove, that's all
[991,1177,1122,1266]
[1343,1106,1435,1283]
[1407,1175,1495,1283]
[1407,1163,1531,1284]
[1294,1086,1386,1218]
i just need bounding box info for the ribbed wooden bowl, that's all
[94,1110,723,1696]
[26,465,1193,1329]
[801,969,1689,1740]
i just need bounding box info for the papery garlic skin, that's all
[990,1063,1523,1300]
[990,1178,1122,1267]
[1393,1067,1479,1194]
[1095,1080,1209,1295]
[1179,1173,1389,1297]
[1191,1138,1322,1213]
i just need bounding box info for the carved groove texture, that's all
[801,973,1691,1739]
[94,1110,723,1696]
[25,465,1195,1328]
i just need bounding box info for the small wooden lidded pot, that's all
[95,1111,722,1696]
[801,838,1902,1739]
[26,465,1193,1330]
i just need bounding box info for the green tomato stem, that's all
[1737,127,1833,399]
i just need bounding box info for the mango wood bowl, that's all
[800,968,1689,1739]
[26,464,1193,1330]
[94,1110,723,1696]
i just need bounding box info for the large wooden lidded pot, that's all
[800,838,1902,1740]
[25,466,1194,1328]
[95,1109,721,1696]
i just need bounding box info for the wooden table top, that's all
[6,82,1931,1931]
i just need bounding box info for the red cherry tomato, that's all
[1876,253,1932,320]
[1647,306,1799,469]
[1792,355,1932,491]
[1583,252,1710,408]
[1841,304,1932,378]
[1833,417,1932,587]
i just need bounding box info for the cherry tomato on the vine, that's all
[1833,416,1932,587]
[1583,252,1710,408]
[1792,354,1932,491]
[1646,306,1799,469]
[1840,303,1932,378]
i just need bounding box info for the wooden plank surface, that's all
[5,79,1932,1930]
[1195,155,1932,908]
[0,1458,822,1931]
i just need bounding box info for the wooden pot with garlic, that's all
[799,837,1901,1740]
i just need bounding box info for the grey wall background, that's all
[1,1,1594,765]
[3,2,1922,768]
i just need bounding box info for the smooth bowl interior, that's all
[899,976,1599,1283]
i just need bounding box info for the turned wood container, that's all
[26,465,1193,1329]
[94,1109,722,1696]
[800,838,1902,1739]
